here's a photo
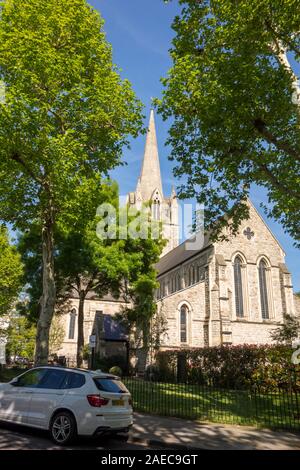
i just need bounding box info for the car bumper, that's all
[77,412,134,436]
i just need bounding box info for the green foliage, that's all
[113,204,166,352]
[82,344,90,361]
[159,0,300,245]
[93,354,128,373]
[0,225,23,315]
[17,182,164,368]
[0,0,143,363]
[0,0,143,230]
[144,364,161,381]
[6,316,36,361]
[156,345,300,391]
[270,314,300,346]
[109,366,122,377]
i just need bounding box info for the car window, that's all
[70,373,85,389]
[93,377,128,393]
[38,369,68,389]
[16,369,47,388]
[60,372,85,389]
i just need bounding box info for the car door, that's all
[0,369,47,424]
[27,368,68,428]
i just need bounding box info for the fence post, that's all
[177,352,187,383]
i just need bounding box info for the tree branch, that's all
[49,110,66,135]
[258,163,299,199]
[11,152,44,186]
[265,19,300,58]
[253,119,300,162]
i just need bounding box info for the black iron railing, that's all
[123,377,300,432]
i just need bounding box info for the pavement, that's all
[0,422,164,450]
[132,413,300,450]
[0,413,299,450]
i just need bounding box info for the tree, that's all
[17,182,165,368]
[0,0,143,364]
[270,314,300,346]
[116,234,166,368]
[6,316,36,362]
[56,219,130,368]
[159,0,300,244]
[0,225,23,315]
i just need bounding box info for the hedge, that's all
[154,345,300,391]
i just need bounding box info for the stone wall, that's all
[210,201,293,345]
[231,320,277,345]
[157,280,207,348]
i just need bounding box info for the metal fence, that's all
[123,377,300,432]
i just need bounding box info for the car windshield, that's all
[93,377,129,393]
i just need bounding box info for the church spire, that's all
[138,109,163,201]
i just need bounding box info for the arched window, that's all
[68,308,77,339]
[180,305,188,343]
[234,256,244,318]
[258,259,269,319]
[152,198,160,220]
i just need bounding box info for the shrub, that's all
[82,345,90,361]
[93,354,128,373]
[155,345,299,391]
[109,366,122,377]
[144,364,162,381]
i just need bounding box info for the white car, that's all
[0,366,133,445]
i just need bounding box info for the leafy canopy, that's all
[0,226,23,315]
[6,316,36,361]
[0,0,143,230]
[159,0,300,244]
[270,314,300,346]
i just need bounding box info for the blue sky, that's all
[90,0,299,291]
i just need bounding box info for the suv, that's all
[0,366,133,445]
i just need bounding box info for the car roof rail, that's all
[35,364,64,368]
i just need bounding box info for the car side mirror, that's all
[10,377,19,386]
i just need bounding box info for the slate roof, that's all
[156,232,212,277]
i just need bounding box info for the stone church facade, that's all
[57,111,299,364]
[156,201,297,349]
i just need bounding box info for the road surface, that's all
[0,422,162,450]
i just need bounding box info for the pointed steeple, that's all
[138,109,163,201]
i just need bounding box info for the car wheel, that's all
[50,411,77,446]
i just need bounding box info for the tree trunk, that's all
[77,291,85,368]
[34,215,56,365]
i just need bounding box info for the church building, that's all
[57,111,299,365]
